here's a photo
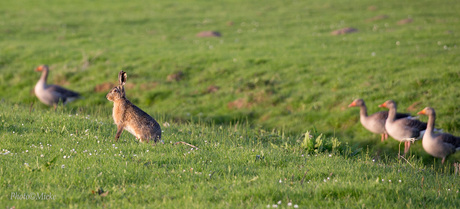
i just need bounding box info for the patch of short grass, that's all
[1,101,459,208]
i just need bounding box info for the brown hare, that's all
[106,71,162,143]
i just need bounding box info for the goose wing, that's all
[401,118,427,131]
[372,111,411,120]
[48,85,80,101]
[395,112,412,119]
[439,134,460,149]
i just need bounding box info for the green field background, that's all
[1,0,459,208]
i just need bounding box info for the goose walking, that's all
[379,100,427,155]
[417,107,460,164]
[348,99,412,142]
[34,65,80,108]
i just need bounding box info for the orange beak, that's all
[348,101,356,107]
[35,66,43,72]
[417,109,426,115]
[378,102,387,108]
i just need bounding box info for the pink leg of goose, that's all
[404,141,411,155]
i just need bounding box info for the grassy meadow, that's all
[1,0,459,207]
[1,101,459,208]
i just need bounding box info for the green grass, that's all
[1,0,460,207]
[1,101,459,208]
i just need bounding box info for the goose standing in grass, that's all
[348,99,412,142]
[378,100,427,155]
[417,107,460,164]
[34,65,80,108]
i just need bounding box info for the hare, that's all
[106,71,162,143]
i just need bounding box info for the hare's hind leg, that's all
[115,125,124,141]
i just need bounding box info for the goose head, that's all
[348,98,364,108]
[35,65,49,72]
[417,107,435,116]
[378,100,396,109]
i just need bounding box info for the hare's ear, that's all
[118,71,127,86]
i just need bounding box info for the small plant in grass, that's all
[300,131,342,154]
[24,156,58,172]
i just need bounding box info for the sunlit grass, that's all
[0,0,459,207]
[1,101,459,208]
